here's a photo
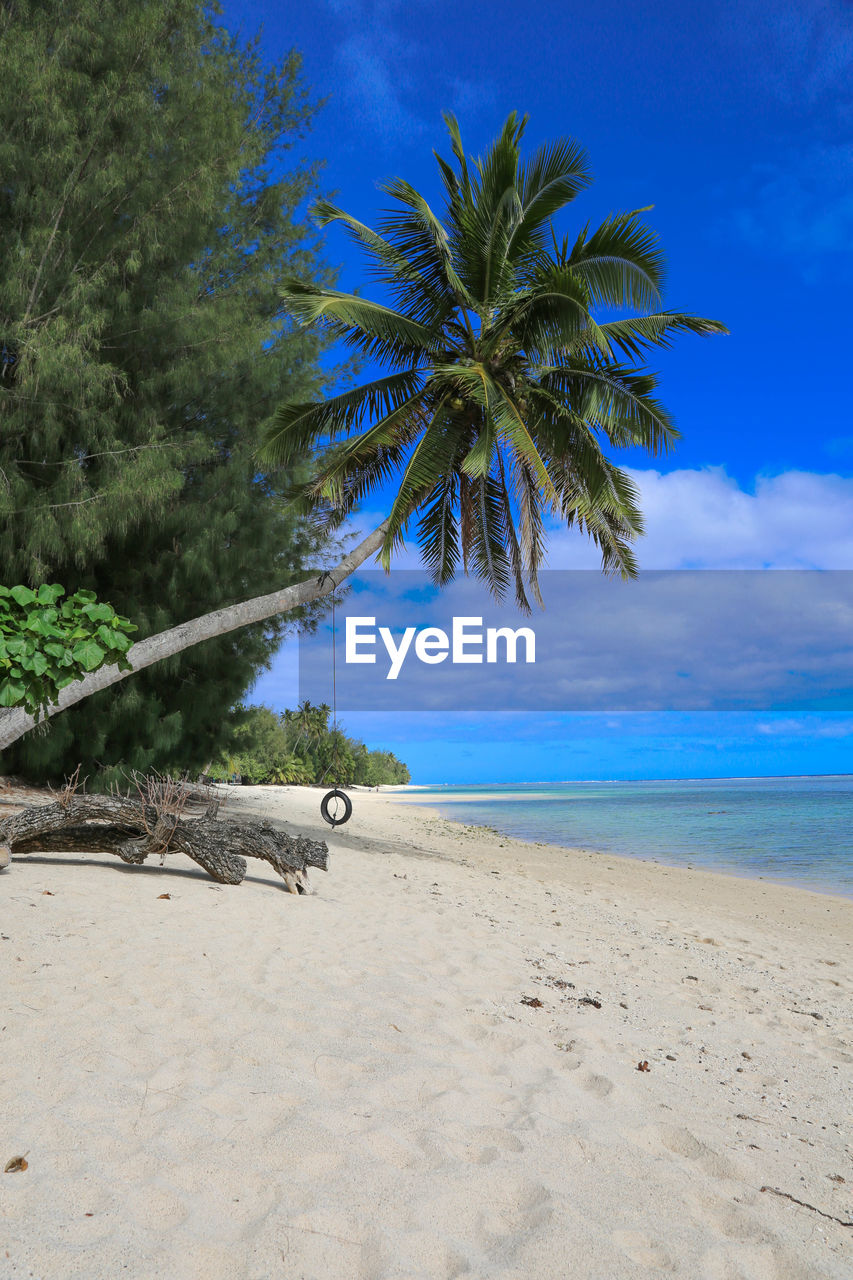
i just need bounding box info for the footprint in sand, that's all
[477,1180,553,1238]
[580,1070,614,1099]
[361,1127,424,1171]
[658,1124,740,1181]
[701,1242,818,1280]
[612,1229,675,1270]
[629,1123,740,1182]
[690,1193,766,1244]
[417,1124,525,1167]
[817,1033,853,1064]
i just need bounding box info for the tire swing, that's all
[320,585,352,828]
[320,788,352,827]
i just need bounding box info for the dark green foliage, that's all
[262,113,726,609]
[209,702,411,786]
[222,705,300,785]
[0,584,135,715]
[0,1,336,783]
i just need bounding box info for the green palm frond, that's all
[418,472,460,586]
[505,135,593,258]
[280,279,438,365]
[312,199,451,325]
[307,433,418,525]
[570,464,644,579]
[595,311,729,358]
[487,265,611,360]
[452,113,527,304]
[377,180,474,309]
[471,473,512,600]
[540,363,678,455]
[261,369,425,468]
[311,391,430,508]
[495,448,531,612]
[381,410,462,566]
[559,208,665,310]
[508,452,547,606]
[442,113,472,186]
[490,382,560,507]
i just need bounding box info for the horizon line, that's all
[405,772,853,786]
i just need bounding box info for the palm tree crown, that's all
[261,113,727,608]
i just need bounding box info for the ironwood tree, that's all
[0,0,335,783]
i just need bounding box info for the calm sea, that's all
[397,776,853,898]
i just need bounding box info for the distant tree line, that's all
[207,702,410,787]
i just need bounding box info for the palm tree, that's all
[0,114,725,752]
[260,112,726,608]
[283,701,331,755]
[271,755,313,786]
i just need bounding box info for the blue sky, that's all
[222,0,853,781]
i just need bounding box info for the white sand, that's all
[2,783,851,1279]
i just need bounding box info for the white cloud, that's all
[757,717,853,739]
[626,468,853,569]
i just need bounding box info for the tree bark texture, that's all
[0,795,327,892]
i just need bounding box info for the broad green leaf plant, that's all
[261,113,727,608]
[0,585,135,718]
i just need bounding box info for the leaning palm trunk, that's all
[0,523,387,754]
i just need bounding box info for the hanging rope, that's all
[320,577,352,827]
[331,588,338,786]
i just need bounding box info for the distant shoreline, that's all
[389,776,853,901]
[391,772,853,787]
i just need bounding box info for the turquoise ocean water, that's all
[398,777,853,898]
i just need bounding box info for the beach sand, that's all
[2,783,851,1279]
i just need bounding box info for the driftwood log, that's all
[0,794,327,893]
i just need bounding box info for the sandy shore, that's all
[2,783,851,1278]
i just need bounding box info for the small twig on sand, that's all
[284,1225,362,1248]
[132,1081,149,1133]
[760,1186,853,1227]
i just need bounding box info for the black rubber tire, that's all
[320,788,353,827]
